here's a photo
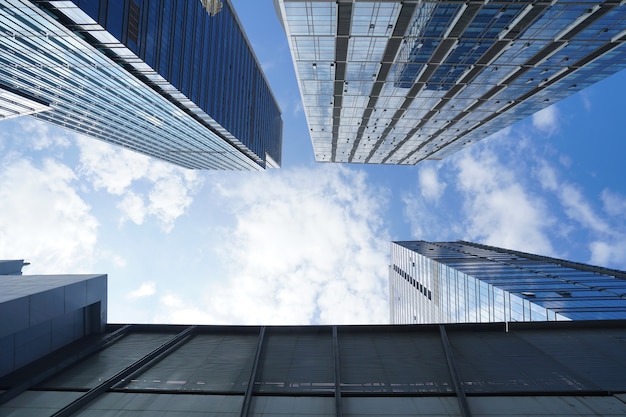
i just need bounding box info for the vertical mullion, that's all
[51,325,196,417]
[240,326,265,417]
[439,325,472,417]
[333,326,343,417]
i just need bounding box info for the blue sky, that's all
[1,0,626,325]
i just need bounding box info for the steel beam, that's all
[439,325,472,417]
[333,326,343,417]
[240,326,266,417]
[51,325,196,417]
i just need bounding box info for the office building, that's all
[274,0,626,164]
[2,266,626,416]
[0,0,282,170]
[390,240,626,324]
[2,320,626,416]
[0,260,106,378]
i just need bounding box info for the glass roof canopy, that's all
[276,0,626,164]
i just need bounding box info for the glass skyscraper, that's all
[391,240,626,324]
[0,0,282,170]
[274,0,626,164]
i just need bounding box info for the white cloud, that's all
[292,96,304,116]
[532,105,559,135]
[153,166,390,325]
[418,165,446,202]
[112,254,127,268]
[579,90,592,111]
[536,161,559,191]
[76,136,203,232]
[126,281,156,300]
[560,184,611,235]
[18,118,71,150]
[77,137,151,195]
[453,147,555,255]
[601,189,626,217]
[589,240,626,269]
[117,192,146,225]
[160,294,184,308]
[147,174,197,232]
[532,159,626,268]
[0,158,98,273]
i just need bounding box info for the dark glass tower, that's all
[391,240,626,324]
[0,0,282,170]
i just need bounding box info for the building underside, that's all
[276,0,626,164]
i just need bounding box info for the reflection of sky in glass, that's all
[391,241,626,324]
[280,0,626,164]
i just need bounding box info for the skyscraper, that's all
[0,0,282,170]
[274,0,626,164]
[3,264,626,416]
[390,240,626,324]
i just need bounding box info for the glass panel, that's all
[250,396,334,417]
[39,333,176,389]
[74,393,242,416]
[339,329,453,393]
[255,328,334,393]
[122,332,257,392]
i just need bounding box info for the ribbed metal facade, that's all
[2,322,626,416]
[0,0,282,170]
[391,240,626,324]
[275,0,626,164]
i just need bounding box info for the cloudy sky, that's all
[1,0,625,325]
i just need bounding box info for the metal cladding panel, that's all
[123,333,258,392]
[29,287,65,326]
[0,336,14,377]
[63,281,88,313]
[39,332,176,389]
[13,321,53,370]
[255,328,335,393]
[0,298,29,339]
[50,310,81,351]
[0,260,25,275]
[338,329,453,393]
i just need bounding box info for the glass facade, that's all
[0,0,282,170]
[275,0,626,164]
[3,322,626,416]
[391,240,626,324]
